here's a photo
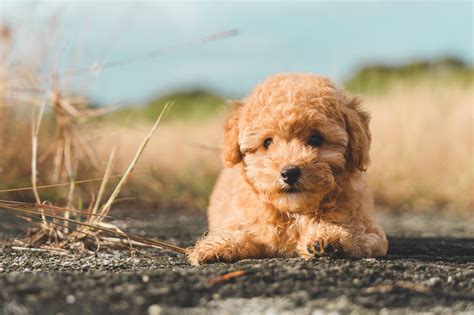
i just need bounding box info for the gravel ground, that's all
[0,209,473,315]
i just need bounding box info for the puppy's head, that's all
[223,73,371,212]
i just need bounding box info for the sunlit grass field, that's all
[1,57,472,215]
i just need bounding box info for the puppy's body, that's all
[188,73,388,265]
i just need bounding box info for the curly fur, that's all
[187,73,388,265]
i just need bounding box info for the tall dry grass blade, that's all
[90,147,116,221]
[31,104,47,225]
[98,101,173,218]
[0,173,133,193]
[64,122,76,234]
[64,178,75,234]
[52,139,64,183]
[0,200,124,222]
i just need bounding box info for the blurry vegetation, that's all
[345,57,473,93]
[112,89,226,123]
[1,43,472,214]
[122,165,219,210]
[106,57,474,126]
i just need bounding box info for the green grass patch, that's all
[345,57,473,94]
[112,89,226,123]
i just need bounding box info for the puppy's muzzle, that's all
[280,166,301,186]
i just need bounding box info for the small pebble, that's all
[427,277,441,287]
[148,304,162,315]
[142,275,150,283]
[66,295,76,304]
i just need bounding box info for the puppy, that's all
[187,73,388,265]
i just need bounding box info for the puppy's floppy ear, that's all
[223,100,243,167]
[343,97,371,172]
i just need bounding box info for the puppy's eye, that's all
[263,138,273,149]
[308,133,324,147]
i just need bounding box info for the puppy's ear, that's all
[343,97,371,172]
[223,101,243,167]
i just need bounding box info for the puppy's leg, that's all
[187,229,266,266]
[297,220,388,259]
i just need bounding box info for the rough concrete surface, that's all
[0,209,473,315]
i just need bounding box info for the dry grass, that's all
[366,82,473,212]
[84,82,473,214]
[1,23,189,252]
[93,116,223,209]
[1,102,187,255]
[2,81,472,214]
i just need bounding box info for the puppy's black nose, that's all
[281,166,301,185]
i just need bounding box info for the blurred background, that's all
[1,1,472,215]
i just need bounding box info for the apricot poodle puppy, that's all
[187,73,388,265]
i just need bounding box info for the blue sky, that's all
[2,1,473,105]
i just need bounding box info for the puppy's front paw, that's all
[307,240,345,258]
[186,234,239,265]
[186,245,221,266]
[297,223,350,259]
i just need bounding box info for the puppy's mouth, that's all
[280,186,304,194]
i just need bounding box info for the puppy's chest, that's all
[253,214,307,249]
